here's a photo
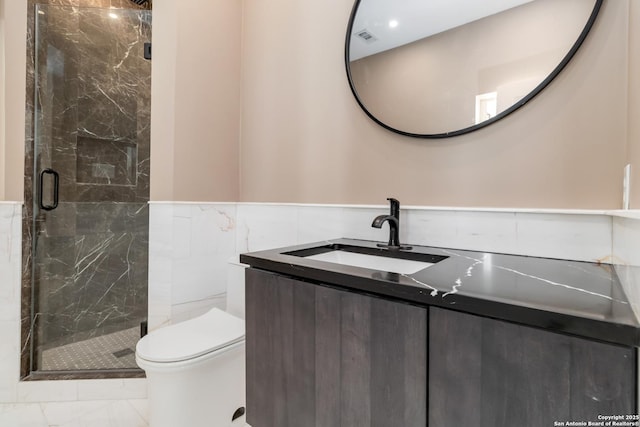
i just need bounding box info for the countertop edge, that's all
[240,240,640,348]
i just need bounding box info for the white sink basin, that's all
[305,250,434,275]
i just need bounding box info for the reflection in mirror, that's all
[345,0,602,138]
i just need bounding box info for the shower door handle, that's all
[39,168,59,211]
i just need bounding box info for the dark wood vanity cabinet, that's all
[245,268,427,427]
[246,268,637,427]
[429,307,636,426]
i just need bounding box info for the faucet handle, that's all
[387,198,400,218]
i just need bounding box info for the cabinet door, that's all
[246,268,427,427]
[429,307,636,427]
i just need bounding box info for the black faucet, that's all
[372,198,411,250]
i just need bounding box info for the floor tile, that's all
[127,399,149,423]
[0,403,48,427]
[0,400,149,427]
[41,400,114,425]
[47,400,147,427]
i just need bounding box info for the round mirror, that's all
[345,0,603,138]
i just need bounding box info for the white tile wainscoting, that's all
[0,202,21,404]
[148,202,628,330]
[2,201,639,414]
[612,211,640,323]
[609,211,640,412]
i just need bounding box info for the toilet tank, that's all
[226,256,248,319]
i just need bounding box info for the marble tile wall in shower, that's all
[34,203,149,350]
[30,4,151,205]
[22,1,151,374]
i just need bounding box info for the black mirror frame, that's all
[344,0,604,139]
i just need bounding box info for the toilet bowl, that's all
[136,258,248,427]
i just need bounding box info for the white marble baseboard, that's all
[16,378,146,403]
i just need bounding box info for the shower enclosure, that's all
[24,4,151,376]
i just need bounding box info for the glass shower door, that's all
[32,5,151,372]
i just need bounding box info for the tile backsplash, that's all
[612,213,640,321]
[148,202,622,329]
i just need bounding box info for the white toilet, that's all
[136,258,248,427]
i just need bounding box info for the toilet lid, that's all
[136,308,245,363]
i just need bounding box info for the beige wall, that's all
[0,0,4,201]
[150,0,242,201]
[2,0,639,208]
[629,1,640,209]
[0,0,27,201]
[0,0,243,203]
[240,0,632,208]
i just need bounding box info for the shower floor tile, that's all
[41,327,140,371]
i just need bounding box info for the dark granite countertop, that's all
[240,238,640,347]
